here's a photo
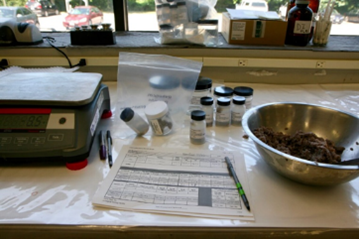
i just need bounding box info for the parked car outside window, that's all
[345,9,359,23]
[0,6,40,28]
[62,6,103,29]
[25,0,59,17]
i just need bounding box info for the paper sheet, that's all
[227,9,282,20]
[92,145,254,220]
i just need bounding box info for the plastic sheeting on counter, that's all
[1,82,359,229]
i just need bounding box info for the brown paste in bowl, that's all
[253,127,345,164]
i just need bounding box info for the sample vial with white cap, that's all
[145,101,173,136]
[120,107,149,135]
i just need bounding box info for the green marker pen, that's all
[225,156,251,211]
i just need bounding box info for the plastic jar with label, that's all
[145,101,173,136]
[200,96,214,127]
[233,86,253,109]
[149,75,180,106]
[120,107,149,135]
[190,110,206,145]
[231,96,246,126]
[215,97,231,127]
[213,86,233,109]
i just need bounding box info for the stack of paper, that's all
[92,145,255,220]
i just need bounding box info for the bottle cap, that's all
[145,101,169,119]
[217,97,231,106]
[191,110,206,121]
[200,96,213,106]
[214,86,233,97]
[195,77,212,90]
[234,86,253,97]
[120,108,134,122]
[232,96,246,105]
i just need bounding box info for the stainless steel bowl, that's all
[242,102,359,186]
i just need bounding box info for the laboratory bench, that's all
[1,81,359,239]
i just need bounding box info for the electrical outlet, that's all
[316,61,325,68]
[239,59,248,67]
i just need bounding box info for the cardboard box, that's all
[221,12,288,46]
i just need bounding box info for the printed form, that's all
[92,145,255,220]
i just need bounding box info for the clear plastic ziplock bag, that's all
[113,52,203,139]
[154,0,219,47]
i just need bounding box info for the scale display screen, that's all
[0,109,51,131]
[0,114,50,129]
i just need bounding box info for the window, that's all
[0,0,358,35]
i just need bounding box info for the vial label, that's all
[231,112,244,123]
[216,112,230,123]
[150,119,163,135]
[205,113,213,125]
[293,20,312,34]
[190,128,205,140]
[191,96,202,105]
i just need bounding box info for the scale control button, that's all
[14,137,29,144]
[48,134,64,141]
[31,137,46,144]
[59,117,67,124]
[0,137,12,144]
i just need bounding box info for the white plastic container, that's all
[120,107,149,135]
[145,101,173,136]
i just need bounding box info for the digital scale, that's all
[0,72,111,170]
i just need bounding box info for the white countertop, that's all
[1,81,359,233]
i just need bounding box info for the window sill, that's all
[1,32,359,84]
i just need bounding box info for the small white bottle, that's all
[120,108,149,135]
[215,97,231,127]
[145,101,173,136]
[231,96,246,126]
[200,96,214,127]
[190,110,206,145]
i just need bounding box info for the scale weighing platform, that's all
[0,72,111,170]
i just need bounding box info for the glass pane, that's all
[1,0,114,32]
[127,0,359,36]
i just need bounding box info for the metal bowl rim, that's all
[242,102,359,170]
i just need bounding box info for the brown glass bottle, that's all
[286,0,295,19]
[285,0,313,46]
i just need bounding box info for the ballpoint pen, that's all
[106,130,113,168]
[224,156,251,211]
[99,130,107,160]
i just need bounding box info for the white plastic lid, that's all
[145,101,169,119]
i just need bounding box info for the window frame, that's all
[113,0,128,31]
